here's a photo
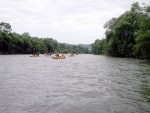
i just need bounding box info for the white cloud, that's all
[0,0,149,44]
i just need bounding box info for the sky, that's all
[0,0,149,44]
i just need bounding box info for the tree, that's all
[0,22,12,33]
[22,32,30,37]
[91,39,106,55]
[134,13,150,60]
[92,2,150,60]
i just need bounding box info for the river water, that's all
[0,54,149,113]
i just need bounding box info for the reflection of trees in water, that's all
[140,60,150,66]
[140,83,150,103]
[138,61,150,112]
[138,68,150,113]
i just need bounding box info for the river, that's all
[0,54,149,113]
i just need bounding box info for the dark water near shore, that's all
[0,54,150,113]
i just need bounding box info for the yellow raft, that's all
[52,56,65,59]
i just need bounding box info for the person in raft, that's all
[55,53,60,57]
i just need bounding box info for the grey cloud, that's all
[0,0,149,44]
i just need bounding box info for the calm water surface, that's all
[0,54,150,113]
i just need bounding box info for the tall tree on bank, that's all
[134,3,150,59]
[92,2,150,60]
[0,22,12,33]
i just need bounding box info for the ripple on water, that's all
[0,55,150,113]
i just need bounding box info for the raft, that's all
[52,56,65,59]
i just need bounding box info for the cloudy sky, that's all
[0,0,149,44]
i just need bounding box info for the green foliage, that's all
[92,39,107,55]
[134,16,150,59]
[92,2,150,60]
[0,23,90,54]
[0,22,12,33]
[57,43,90,54]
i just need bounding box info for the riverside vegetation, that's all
[0,22,90,54]
[92,2,150,60]
[0,2,150,60]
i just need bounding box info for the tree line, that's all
[92,2,150,60]
[0,22,90,54]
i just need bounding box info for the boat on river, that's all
[52,54,65,59]
[52,56,65,59]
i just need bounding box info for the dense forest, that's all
[0,22,90,54]
[92,2,150,60]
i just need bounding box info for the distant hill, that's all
[78,44,92,50]
[59,43,92,50]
